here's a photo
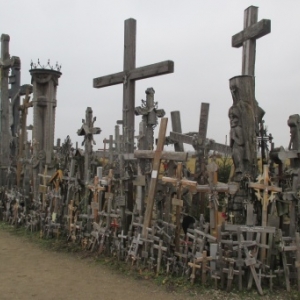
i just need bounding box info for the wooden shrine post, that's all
[248,165,281,262]
[134,118,188,237]
[93,19,174,153]
[162,162,197,251]
[232,6,271,76]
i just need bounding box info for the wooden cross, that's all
[38,165,51,210]
[232,6,271,76]
[188,258,202,284]
[248,164,281,261]
[196,160,229,236]
[93,19,174,153]
[0,34,13,185]
[135,87,165,151]
[77,107,101,183]
[87,176,105,222]
[134,118,188,237]
[17,86,33,187]
[153,239,167,274]
[162,162,197,251]
[295,232,300,292]
[67,199,76,234]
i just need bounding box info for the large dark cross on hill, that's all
[93,18,174,153]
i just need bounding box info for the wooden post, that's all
[87,176,105,223]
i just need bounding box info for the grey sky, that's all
[1,0,299,151]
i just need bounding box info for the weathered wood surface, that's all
[134,150,187,161]
[232,6,271,76]
[139,118,168,237]
[93,19,174,153]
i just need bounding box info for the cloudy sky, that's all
[0,0,299,151]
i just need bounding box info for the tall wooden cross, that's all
[93,19,174,153]
[232,6,271,76]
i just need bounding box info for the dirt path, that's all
[0,230,187,300]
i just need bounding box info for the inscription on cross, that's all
[93,18,174,153]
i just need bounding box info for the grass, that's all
[1,221,300,300]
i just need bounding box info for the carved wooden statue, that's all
[229,75,258,181]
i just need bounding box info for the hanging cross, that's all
[93,19,174,153]
[162,162,197,251]
[134,118,188,237]
[248,164,281,262]
[232,6,271,76]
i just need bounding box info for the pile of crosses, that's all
[0,6,300,296]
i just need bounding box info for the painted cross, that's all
[93,18,174,153]
[134,118,188,237]
[232,6,271,76]
[162,162,197,251]
[248,164,281,262]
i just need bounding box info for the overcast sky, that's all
[0,0,299,152]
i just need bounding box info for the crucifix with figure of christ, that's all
[93,18,174,154]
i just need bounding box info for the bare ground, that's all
[0,227,298,300]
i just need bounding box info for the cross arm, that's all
[232,19,271,48]
[134,149,187,162]
[93,60,174,88]
[93,71,125,88]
